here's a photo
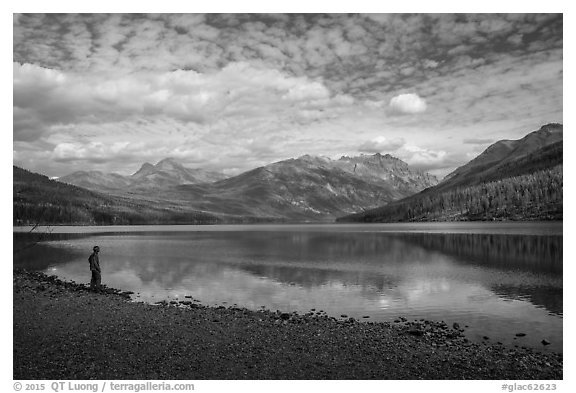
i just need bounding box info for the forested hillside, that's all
[338,124,563,223]
[13,166,222,225]
[340,165,562,222]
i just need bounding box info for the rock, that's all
[516,333,526,337]
[541,339,551,346]
[483,336,489,340]
[452,322,460,330]
[280,313,291,320]
[393,319,401,323]
[341,314,348,318]
[408,329,424,336]
[362,316,370,318]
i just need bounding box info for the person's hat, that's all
[93,246,100,251]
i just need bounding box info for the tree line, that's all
[343,165,562,222]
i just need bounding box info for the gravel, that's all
[13,270,562,380]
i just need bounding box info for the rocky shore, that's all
[13,270,562,380]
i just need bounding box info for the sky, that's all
[13,13,563,178]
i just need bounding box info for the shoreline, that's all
[14,269,562,380]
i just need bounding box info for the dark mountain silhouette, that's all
[338,124,563,223]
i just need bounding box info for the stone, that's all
[515,333,526,337]
[452,322,460,330]
[280,313,291,320]
[541,339,551,346]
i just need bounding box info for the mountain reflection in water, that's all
[13,225,562,352]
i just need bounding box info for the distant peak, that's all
[362,153,399,161]
[156,157,180,165]
[132,162,155,177]
[338,153,402,163]
[298,154,331,162]
[154,157,188,171]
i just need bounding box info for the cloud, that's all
[358,137,406,154]
[13,14,563,178]
[13,61,352,143]
[423,59,439,69]
[401,144,447,167]
[52,141,131,163]
[389,93,427,114]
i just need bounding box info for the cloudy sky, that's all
[13,13,563,178]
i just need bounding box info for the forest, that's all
[341,165,563,222]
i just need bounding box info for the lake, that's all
[13,222,563,352]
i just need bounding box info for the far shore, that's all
[14,269,562,380]
[12,220,564,232]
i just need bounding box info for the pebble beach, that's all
[13,270,562,380]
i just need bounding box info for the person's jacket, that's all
[89,253,101,273]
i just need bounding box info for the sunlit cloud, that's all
[358,136,406,154]
[389,93,428,115]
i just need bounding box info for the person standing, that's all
[89,246,101,290]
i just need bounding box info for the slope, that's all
[338,124,563,222]
[174,154,438,220]
[13,166,222,225]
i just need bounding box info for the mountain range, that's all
[55,153,438,221]
[58,157,227,191]
[339,123,563,222]
[14,123,562,225]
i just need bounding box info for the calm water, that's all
[13,222,563,352]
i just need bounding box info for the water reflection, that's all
[13,226,562,352]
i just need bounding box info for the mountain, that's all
[55,153,437,221]
[333,153,438,193]
[441,123,562,189]
[13,166,224,225]
[130,158,227,188]
[338,124,563,223]
[174,153,438,220]
[59,157,227,191]
[55,170,133,191]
